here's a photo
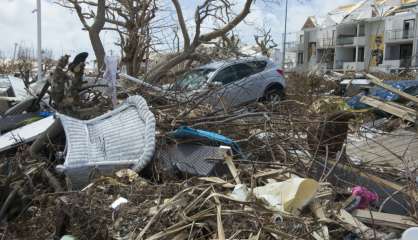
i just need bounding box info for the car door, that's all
[209,65,241,110]
[230,62,263,104]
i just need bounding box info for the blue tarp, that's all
[170,126,243,155]
[347,80,418,109]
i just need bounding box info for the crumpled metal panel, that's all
[159,144,228,177]
[56,95,156,188]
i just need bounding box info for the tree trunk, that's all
[145,51,191,83]
[89,29,105,70]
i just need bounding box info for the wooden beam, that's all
[366,74,418,104]
[352,209,418,230]
[360,96,416,122]
[326,159,418,202]
[335,209,386,239]
[0,96,20,102]
[221,146,241,185]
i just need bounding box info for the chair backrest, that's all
[56,95,156,173]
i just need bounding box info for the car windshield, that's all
[176,68,215,89]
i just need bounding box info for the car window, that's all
[233,63,254,79]
[247,61,267,74]
[212,66,239,85]
[176,68,215,89]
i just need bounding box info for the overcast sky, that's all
[0,0,355,59]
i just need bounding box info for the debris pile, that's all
[1,56,418,239]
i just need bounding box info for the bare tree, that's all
[106,0,157,76]
[145,0,254,83]
[42,48,56,73]
[58,0,253,80]
[58,0,160,76]
[57,0,106,69]
[15,46,34,84]
[254,27,277,57]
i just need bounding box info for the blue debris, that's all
[347,80,418,109]
[38,111,54,117]
[169,126,243,155]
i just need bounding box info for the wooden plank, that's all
[386,101,417,115]
[360,96,416,122]
[352,209,418,230]
[366,74,418,104]
[329,158,418,202]
[221,146,241,185]
[335,209,386,239]
[0,96,20,102]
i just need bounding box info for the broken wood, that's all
[352,209,418,230]
[0,96,20,102]
[335,209,386,240]
[360,96,416,122]
[222,147,241,185]
[366,74,418,104]
[310,200,331,240]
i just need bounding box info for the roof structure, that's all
[300,0,418,30]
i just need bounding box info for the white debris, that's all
[230,184,249,202]
[0,116,55,152]
[110,197,128,210]
[253,177,319,215]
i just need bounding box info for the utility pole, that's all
[12,43,18,65]
[281,0,288,69]
[36,0,42,80]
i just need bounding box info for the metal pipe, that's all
[281,0,288,69]
[36,0,42,81]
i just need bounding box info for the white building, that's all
[289,0,418,73]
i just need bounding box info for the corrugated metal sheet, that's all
[8,76,29,100]
[0,116,55,152]
[56,95,156,188]
[159,144,228,177]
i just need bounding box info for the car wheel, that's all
[264,88,283,103]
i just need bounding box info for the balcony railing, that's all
[385,29,415,41]
[336,36,354,45]
[286,41,304,51]
[317,38,336,48]
[383,57,412,68]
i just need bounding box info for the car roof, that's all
[197,57,271,70]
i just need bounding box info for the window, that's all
[233,63,254,80]
[297,53,304,64]
[247,61,267,74]
[212,66,239,85]
[358,47,364,62]
[176,68,215,89]
[359,24,365,37]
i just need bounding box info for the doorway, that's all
[400,43,412,67]
[403,19,415,39]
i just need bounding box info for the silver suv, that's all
[174,58,286,109]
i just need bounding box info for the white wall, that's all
[317,26,336,40]
[385,12,415,30]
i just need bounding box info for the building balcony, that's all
[354,36,366,45]
[336,36,354,45]
[335,60,365,70]
[382,58,412,69]
[385,29,415,42]
[336,36,365,46]
[317,38,335,48]
[287,41,304,52]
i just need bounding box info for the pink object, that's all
[351,186,379,209]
